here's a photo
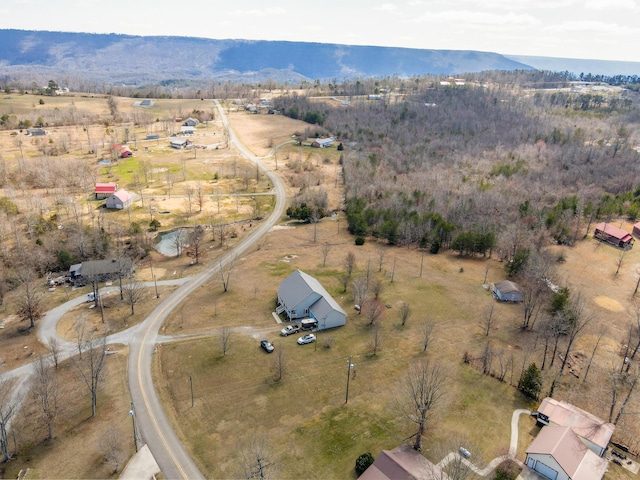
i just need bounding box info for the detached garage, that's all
[493,280,524,302]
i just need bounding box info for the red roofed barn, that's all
[594,222,633,249]
[95,182,117,199]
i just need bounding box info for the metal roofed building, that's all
[276,269,346,330]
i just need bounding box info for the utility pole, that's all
[190,374,194,408]
[129,402,138,452]
[345,355,353,404]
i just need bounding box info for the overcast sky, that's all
[2,0,639,63]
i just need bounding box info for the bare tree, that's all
[74,332,108,417]
[367,324,383,356]
[364,299,384,326]
[371,277,384,300]
[122,280,145,315]
[613,366,639,425]
[238,435,275,480]
[344,251,356,276]
[184,184,195,217]
[310,209,320,243]
[16,269,45,329]
[400,302,411,326]
[271,345,288,381]
[173,229,186,257]
[220,258,235,293]
[46,337,61,369]
[557,292,592,377]
[195,181,206,213]
[420,318,435,353]
[398,360,448,451]
[321,242,331,267]
[583,326,607,383]
[339,275,349,293]
[189,225,206,264]
[31,354,59,440]
[352,275,369,308]
[482,301,495,336]
[74,316,88,359]
[377,244,386,272]
[616,249,626,276]
[220,327,233,357]
[482,341,493,375]
[99,428,127,474]
[0,378,20,462]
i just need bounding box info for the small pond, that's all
[155,229,189,257]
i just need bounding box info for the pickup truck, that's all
[280,324,301,336]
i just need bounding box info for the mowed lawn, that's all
[154,218,534,478]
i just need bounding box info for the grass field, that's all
[2,93,640,479]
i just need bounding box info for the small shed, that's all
[594,222,633,249]
[183,117,200,127]
[26,128,47,136]
[633,222,640,238]
[493,280,524,302]
[170,137,190,149]
[112,144,133,158]
[95,182,118,199]
[105,190,133,209]
[180,126,195,135]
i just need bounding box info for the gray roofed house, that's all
[71,257,134,282]
[277,269,346,330]
[493,280,524,302]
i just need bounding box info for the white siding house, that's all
[525,426,608,480]
[105,190,133,209]
[277,270,346,330]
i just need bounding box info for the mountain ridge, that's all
[0,29,533,84]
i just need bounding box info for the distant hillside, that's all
[0,29,534,85]
[506,55,640,77]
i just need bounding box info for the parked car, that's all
[459,447,471,459]
[260,339,274,353]
[297,333,316,345]
[280,324,301,336]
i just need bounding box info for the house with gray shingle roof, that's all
[277,269,346,330]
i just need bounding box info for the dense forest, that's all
[273,71,640,270]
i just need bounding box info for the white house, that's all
[180,126,195,135]
[170,137,190,149]
[311,137,334,148]
[277,269,346,330]
[105,190,133,209]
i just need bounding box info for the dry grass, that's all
[1,346,134,479]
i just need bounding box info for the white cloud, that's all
[375,3,398,11]
[544,20,636,34]
[585,0,636,9]
[414,10,539,27]
[229,6,287,16]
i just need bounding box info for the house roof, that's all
[594,222,632,242]
[80,257,133,278]
[360,444,449,480]
[95,182,117,193]
[113,190,132,202]
[170,137,188,145]
[494,280,522,294]
[279,270,346,316]
[537,397,614,451]
[526,426,608,480]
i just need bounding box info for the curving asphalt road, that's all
[125,99,287,479]
[0,100,286,477]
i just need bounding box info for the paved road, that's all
[126,99,287,480]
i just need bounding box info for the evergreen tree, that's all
[518,363,543,400]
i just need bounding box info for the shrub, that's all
[355,236,365,245]
[494,459,522,480]
[355,452,374,476]
[149,218,161,232]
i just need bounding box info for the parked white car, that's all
[297,333,316,345]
